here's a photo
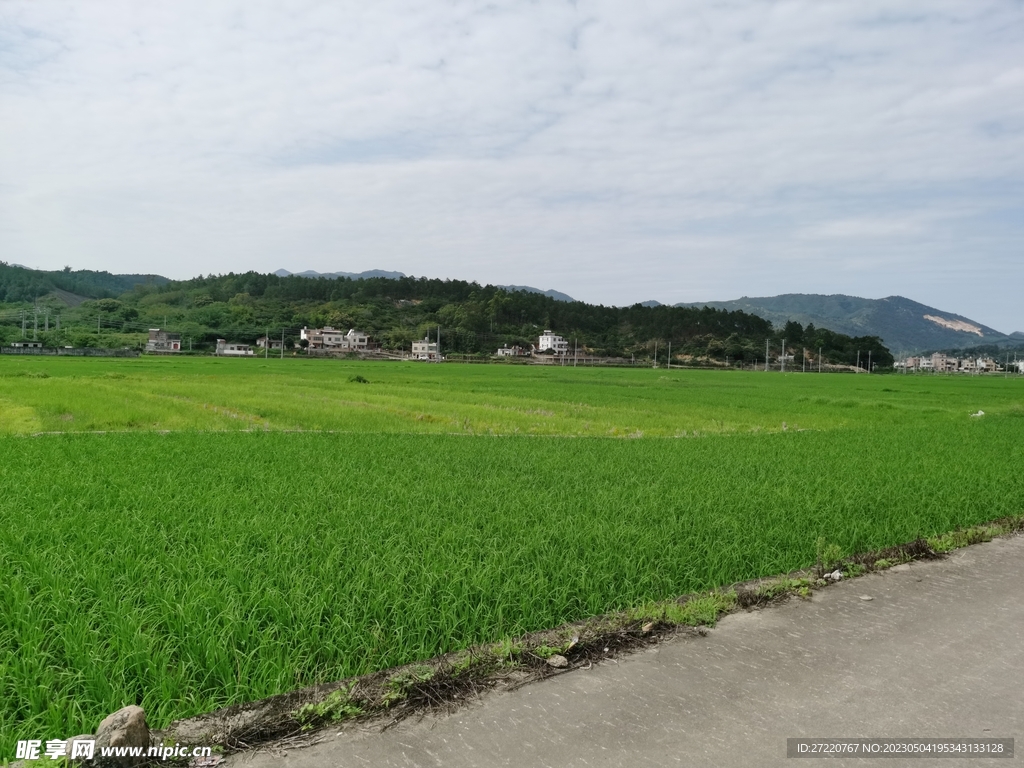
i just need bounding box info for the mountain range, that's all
[3,261,1016,354]
[672,294,1018,354]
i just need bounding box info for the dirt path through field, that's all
[226,535,1023,768]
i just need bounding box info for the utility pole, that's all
[574,338,578,368]
[781,339,785,373]
[654,340,658,368]
[818,347,822,373]
[868,350,872,373]
[765,339,769,372]
[45,308,49,333]
[856,350,860,372]
[265,327,269,359]
[21,309,25,338]
[281,328,285,359]
[437,325,441,361]
[667,341,671,370]
[98,313,101,338]
[33,306,38,340]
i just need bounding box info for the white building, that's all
[537,330,569,355]
[215,339,254,356]
[412,336,440,360]
[301,327,371,352]
[496,345,529,357]
[256,336,284,350]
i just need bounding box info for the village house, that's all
[215,339,254,356]
[930,353,958,373]
[10,341,43,348]
[255,336,284,350]
[300,327,373,352]
[537,330,569,355]
[146,329,180,353]
[898,354,1007,374]
[496,345,530,357]
[412,336,440,360]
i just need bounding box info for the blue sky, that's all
[1,1,1022,331]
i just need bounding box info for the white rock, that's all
[859,595,874,601]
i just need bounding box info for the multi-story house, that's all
[146,329,180,353]
[537,330,569,355]
[301,327,372,352]
[412,336,440,360]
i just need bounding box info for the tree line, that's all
[0,269,894,367]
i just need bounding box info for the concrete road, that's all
[227,535,1023,768]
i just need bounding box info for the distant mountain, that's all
[675,294,1011,353]
[638,300,662,308]
[274,268,407,280]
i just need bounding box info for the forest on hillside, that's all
[0,267,893,367]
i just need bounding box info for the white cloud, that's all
[1,0,1022,330]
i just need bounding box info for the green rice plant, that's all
[2,355,1022,436]
[1,361,1023,756]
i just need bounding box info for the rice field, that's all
[1,356,1022,753]
[2,355,1022,435]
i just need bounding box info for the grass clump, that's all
[815,537,845,577]
[380,665,435,707]
[629,593,737,628]
[927,517,1023,553]
[295,684,362,727]
[532,645,564,659]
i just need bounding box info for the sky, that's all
[1,1,1022,332]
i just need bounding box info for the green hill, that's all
[0,268,892,367]
[0,262,168,303]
